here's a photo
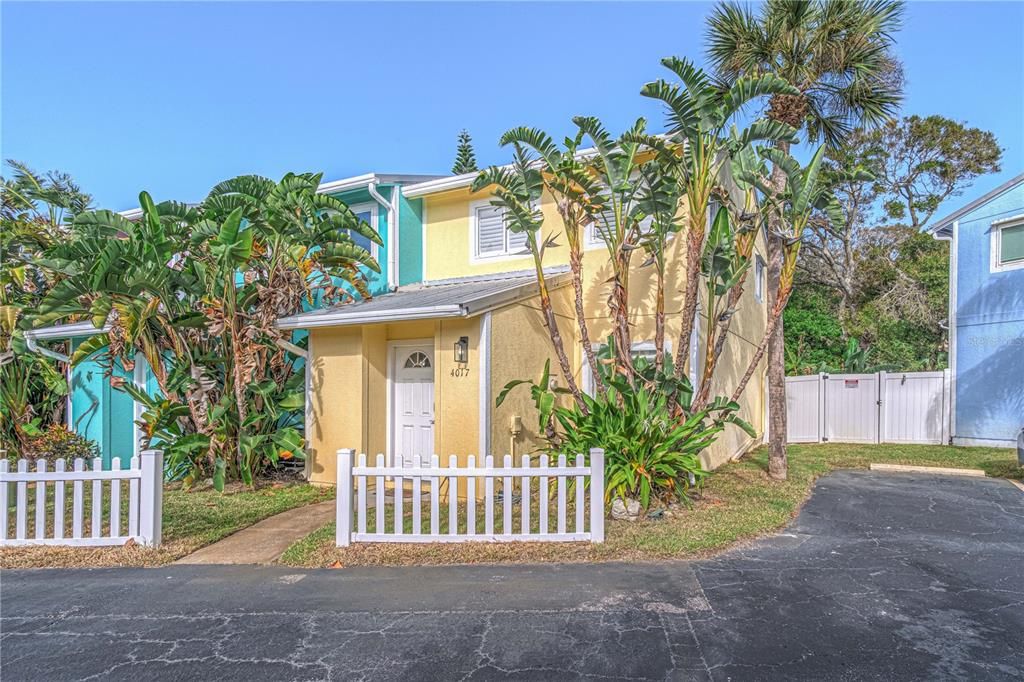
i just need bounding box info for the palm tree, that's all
[706,0,904,479]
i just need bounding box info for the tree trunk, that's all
[654,269,666,373]
[610,248,635,381]
[534,264,588,413]
[766,159,789,481]
[570,248,604,395]
[672,218,703,381]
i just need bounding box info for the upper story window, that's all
[707,198,722,229]
[472,200,529,259]
[991,215,1024,273]
[585,206,656,247]
[347,202,379,257]
[754,255,766,303]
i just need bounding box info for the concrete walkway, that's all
[175,500,334,565]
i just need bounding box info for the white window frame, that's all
[347,201,380,259]
[470,198,531,261]
[754,254,766,304]
[584,211,656,250]
[990,214,1024,273]
[581,339,671,396]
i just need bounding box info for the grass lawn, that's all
[1,480,334,569]
[279,442,1021,568]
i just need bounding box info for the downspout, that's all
[367,180,397,291]
[25,331,74,429]
[24,332,70,363]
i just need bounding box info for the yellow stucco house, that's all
[277,170,769,487]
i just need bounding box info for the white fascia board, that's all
[401,172,480,198]
[461,273,570,316]
[401,136,674,199]
[25,321,111,340]
[276,305,465,330]
[317,173,379,195]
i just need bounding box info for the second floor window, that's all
[473,201,529,258]
[754,255,766,303]
[992,217,1024,272]
[347,202,378,257]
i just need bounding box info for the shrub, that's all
[19,425,99,466]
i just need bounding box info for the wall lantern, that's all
[454,336,469,364]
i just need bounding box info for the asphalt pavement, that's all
[2,470,1022,681]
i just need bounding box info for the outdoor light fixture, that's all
[454,336,469,364]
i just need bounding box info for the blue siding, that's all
[953,182,1024,445]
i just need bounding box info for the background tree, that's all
[1,160,92,454]
[706,0,905,480]
[452,129,479,174]
[792,115,1001,372]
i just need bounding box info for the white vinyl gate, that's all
[786,371,951,445]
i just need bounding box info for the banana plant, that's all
[641,56,800,385]
[573,116,653,381]
[729,146,872,401]
[473,147,588,412]
[634,147,686,373]
[496,126,609,395]
[32,172,381,489]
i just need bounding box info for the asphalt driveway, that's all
[2,470,1022,681]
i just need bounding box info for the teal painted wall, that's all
[331,186,391,296]
[69,340,138,469]
[398,193,425,285]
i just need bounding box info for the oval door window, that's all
[404,351,431,369]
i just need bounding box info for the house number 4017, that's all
[450,367,470,378]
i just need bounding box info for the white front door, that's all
[392,344,435,466]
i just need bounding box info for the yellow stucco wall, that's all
[307,182,768,484]
[420,183,768,471]
[307,318,483,486]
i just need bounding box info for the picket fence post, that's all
[138,449,164,547]
[336,449,354,547]
[589,448,605,543]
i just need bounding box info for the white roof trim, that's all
[277,304,464,330]
[115,173,442,218]
[401,136,674,199]
[24,321,111,340]
[402,171,481,198]
[276,272,569,331]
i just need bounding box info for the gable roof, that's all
[276,268,569,330]
[926,172,1024,237]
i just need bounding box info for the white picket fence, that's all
[335,448,605,545]
[0,449,163,547]
[786,371,951,445]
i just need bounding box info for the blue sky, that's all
[2,1,1022,221]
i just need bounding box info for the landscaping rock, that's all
[611,497,641,521]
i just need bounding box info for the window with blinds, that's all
[475,204,506,256]
[473,202,531,257]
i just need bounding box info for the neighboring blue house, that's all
[927,172,1024,448]
[24,172,439,467]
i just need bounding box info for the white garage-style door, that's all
[390,343,435,467]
